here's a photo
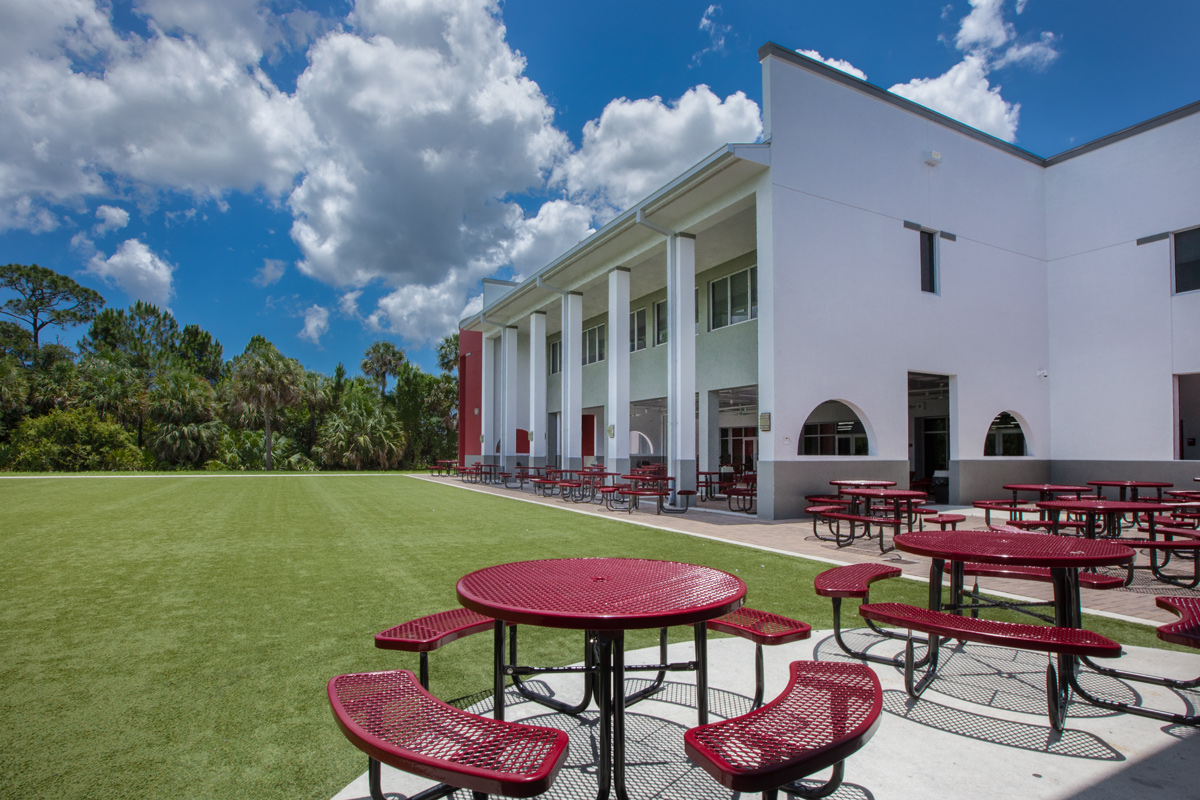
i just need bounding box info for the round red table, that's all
[1002,483,1092,503]
[890,530,1191,725]
[458,558,746,800]
[1087,479,1173,502]
[1037,498,1172,538]
[840,487,928,542]
[830,479,896,494]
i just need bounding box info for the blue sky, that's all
[2,0,1197,377]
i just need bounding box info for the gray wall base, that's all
[1051,460,1200,491]
[951,460,1050,504]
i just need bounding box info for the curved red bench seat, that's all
[328,669,568,799]
[375,608,494,689]
[685,660,882,798]
[707,607,813,709]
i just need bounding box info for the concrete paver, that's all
[416,473,1194,626]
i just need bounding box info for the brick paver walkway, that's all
[417,473,1196,626]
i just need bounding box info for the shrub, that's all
[10,407,141,471]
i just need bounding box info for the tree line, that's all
[0,263,458,472]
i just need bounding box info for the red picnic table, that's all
[841,487,928,530]
[1037,498,1172,539]
[829,479,896,495]
[890,529,1199,727]
[1088,479,1173,502]
[1002,483,1092,503]
[457,558,745,800]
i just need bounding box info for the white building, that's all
[458,42,1200,519]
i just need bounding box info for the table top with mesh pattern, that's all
[1037,499,1171,514]
[894,530,1134,568]
[457,558,746,630]
[839,487,927,500]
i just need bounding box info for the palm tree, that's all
[318,383,406,470]
[436,333,459,375]
[297,369,331,454]
[361,340,406,400]
[149,368,221,467]
[80,355,147,443]
[228,340,303,470]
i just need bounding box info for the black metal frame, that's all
[762,761,847,799]
[896,559,1073,731]
[367,756,483,800]
[490,619,712,800]
[829,596,924,667]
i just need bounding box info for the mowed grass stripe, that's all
[0,474,1171,800]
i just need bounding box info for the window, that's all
[548,340,561,374]
[709,266,757,331]
[920,230,937,294]
[983,412,1027,456]
[802,420,868,456]
[653,300,668,345]
[582,323,606,365]
[1175,227,1200,294]
[630,308,646,352]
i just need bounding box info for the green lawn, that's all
[0,474,1173,799]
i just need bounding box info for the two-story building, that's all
[457,42,1200,519]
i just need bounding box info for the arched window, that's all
[800,401,869,456]
[984,412,1026,456]
[630,430,655,455]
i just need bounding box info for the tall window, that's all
[920,230,937,294]
[582,323,606,365]
[548,340,561,374]
[1175,227,1200,294]
[720,427,757,470]
[653,300,668,345]
[630,308,646,352]
[709,266,757,331]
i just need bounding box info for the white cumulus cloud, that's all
[299,304,330,345]
[551,85,762,221]
[797,50,867,81]
[254,258,286,287]
[1,0,767,347]
[890,56,1020,141]
[889,0,1058,142]
[338,289,362,318]
[85,239,175,307]
[93,205,129,235]
[286,0,570,291]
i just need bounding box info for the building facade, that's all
[457,43,1200,519]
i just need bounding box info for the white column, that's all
[500,325,519,468]
[528,311,547,465]
[754,178,777,517]
[480,332,496,463]
[562,292,584,468]
[607,268,631,472]
[668,234,697,490]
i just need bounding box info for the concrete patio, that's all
[330,631,1200,799]
[322,474,1200,799]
